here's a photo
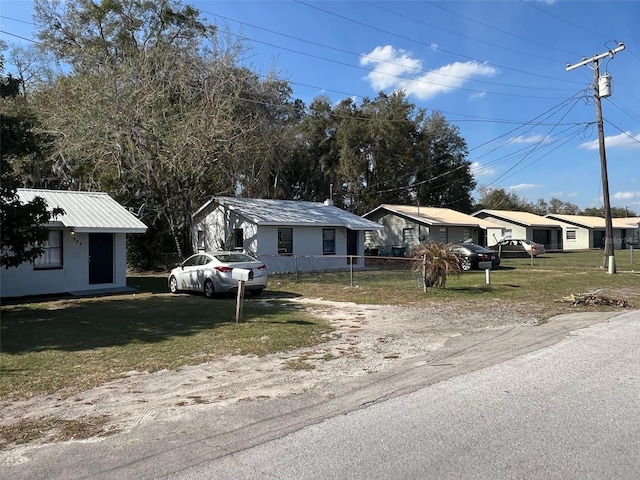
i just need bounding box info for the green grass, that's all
[271,250,640,313]
[1,250,639,403]
[0,288,333,401]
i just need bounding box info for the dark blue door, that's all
[347,230,358,265]
[89,233,114,284]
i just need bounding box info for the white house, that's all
[545,214,640,250]
[1,189,147,298]
[192,197,383,272]
[363,204,504,253]
[472,209,568,250]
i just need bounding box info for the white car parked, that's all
[168,251,268,298]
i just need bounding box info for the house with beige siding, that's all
[363,204,504,255]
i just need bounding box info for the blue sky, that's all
[2,0,639,211]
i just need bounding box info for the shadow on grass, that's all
[1,289,305,355]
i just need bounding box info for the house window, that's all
[566,230,577,240]
[197,230,205,251]
[403,228,415,244]
[278,228,293,255]
[438,227,447,243]
[234,229,244,249]
[34,230,63,269]
[323,229,336,254]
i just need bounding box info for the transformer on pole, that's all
[566,43,625,274]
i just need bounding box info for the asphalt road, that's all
[167,310,640,480]
[2,310,639,480]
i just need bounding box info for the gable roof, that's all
[546,214,640,229]
[196,196,383,231]
[17,189,147,233]
[472,209,561,228]
[365,204,503,230]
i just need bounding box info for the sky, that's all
[1,0,639,212]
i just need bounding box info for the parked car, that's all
[448,242,501,271]
[168,251,268,298]
[489,239,546,258]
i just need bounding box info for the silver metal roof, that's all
[199,196,383,231]
[17,189,147,233]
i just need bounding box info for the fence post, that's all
[295,255,300,281]
[350,256,354,287]
[422,254,427,293]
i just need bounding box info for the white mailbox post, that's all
[232,268,253,322]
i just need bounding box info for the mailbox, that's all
[231,268,253,282]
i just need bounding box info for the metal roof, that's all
[368,204,503,229]
[197,196,383,231]
[546,214,640,229]
[17,189,147,233]
[473,209,561,227]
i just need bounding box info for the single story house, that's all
[1,189,147,298]
[471,209,566,250]
[192,196,384,272]
[545,214,640,250]
[363,204,504,254]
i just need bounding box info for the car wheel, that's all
[460,257,472,271]
[204,279,215,298]
[169,276,179,294]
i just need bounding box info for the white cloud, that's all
[470,161,495,177]
[507,134,549,144]
[360,45,497,100]
[470,91,486,100]
[613,191,640,200]
[507,183,540,191]
[579,132,640,150]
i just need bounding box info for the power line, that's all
[293,0,583,86]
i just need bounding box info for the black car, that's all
[448,243,501,271]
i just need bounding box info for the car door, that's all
[178,255,200,291]
[192,254,213,291]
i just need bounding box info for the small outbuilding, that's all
[192,196,384,272]
[1,189,147,298]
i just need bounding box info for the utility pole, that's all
[566,43,625,274]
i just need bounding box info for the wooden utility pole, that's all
[566,43,625,274]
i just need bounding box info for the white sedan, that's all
[168,251,268,298]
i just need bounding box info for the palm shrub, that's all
[412,241,462,289]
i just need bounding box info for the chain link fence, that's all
[257,254,425,289]
[151,253,429,290]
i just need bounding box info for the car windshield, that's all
[464,244,492,253]
[213,253,257,263]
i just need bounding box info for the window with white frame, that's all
[566,229,577,240]
[197,230,205,250]
[278,228,293,255]
[323,229,336,254]
[438,227,447,243]
[403,228,415,244]
[34,230,63,269]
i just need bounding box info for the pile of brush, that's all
[560,291,631,308]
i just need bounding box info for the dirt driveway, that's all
[1,296,543,454]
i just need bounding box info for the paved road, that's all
[2,310,638,480]
[166,310,640,479]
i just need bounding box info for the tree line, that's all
[1,0,634,269]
